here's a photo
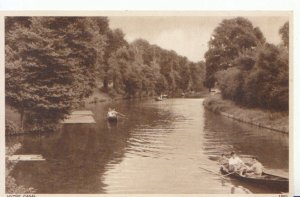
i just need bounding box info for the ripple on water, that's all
[9,98,288,194]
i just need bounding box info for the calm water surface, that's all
[7,98,289,194]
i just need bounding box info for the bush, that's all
[6,143,36,193]
[243,44,288,111]
[215,67,245,102]
[215,43,288,111]
[5,120,20,135]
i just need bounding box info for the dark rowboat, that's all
[155,97,163,101]
[107,113,118,123]
[220,167,288,192]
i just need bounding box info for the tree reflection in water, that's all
[7,99,288,194]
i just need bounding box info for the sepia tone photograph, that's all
[4,12,291,195]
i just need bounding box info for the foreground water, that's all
[7,98,289,194]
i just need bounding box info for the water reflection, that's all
[203,110,288,173]
[203,110,288,193]
[7,98,288,194]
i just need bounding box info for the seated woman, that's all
[246,157,264,176]
[228,152,247,174]
[218,154,229,171]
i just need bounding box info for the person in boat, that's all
[218,154,228,165]
[107,108,125,118]
[107,108,119,122]
[228,152,246,174]
[107,108,117,118]
[155,95,163,101]
[246,157,264,176]
[218,154,229,171]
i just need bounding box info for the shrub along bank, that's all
[203,94,289,134]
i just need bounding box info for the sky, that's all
[109,15,289,62]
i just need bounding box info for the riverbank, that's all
[181,90,211,98]
[5,89,210,135]
[203,94,289,134]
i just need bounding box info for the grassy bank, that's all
[203,94,289,134]
[182,90,211,98]
[84,89,115,104]
[6,88,145,135]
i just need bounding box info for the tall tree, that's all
[101,28,128,91]
[279,22,289,48]
[204,17,265,91]
[5,17,107,132]
[243,44,288,110]
[189,61,206,92]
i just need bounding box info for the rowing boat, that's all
[155,97,163,101]
[107,116,117,122]
[107,113,118,122]
[220,167,288,192]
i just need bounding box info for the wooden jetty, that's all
[8,154,45,161]
[62,110,96,124]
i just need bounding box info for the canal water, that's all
[7,98,289,194]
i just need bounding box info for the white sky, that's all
[109,15,289,62]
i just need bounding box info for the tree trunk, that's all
[112,76,117,90]
[103,79,108,92]
[20,108,24,132]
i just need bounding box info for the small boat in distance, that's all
[220,166,288,192]
[155,97,163,101]
[155,94,163,101]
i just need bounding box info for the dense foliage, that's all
[5,17,205,132]
[206,18,289,111]
[107,39,205,98]
[6,17,108,132]
[279,22,289,48]
[204,17,265,91]
[6,143,36,193]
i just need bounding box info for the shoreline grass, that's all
[203,93,289,134]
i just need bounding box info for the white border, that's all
[0,0,296,10]
[0,0,299,196]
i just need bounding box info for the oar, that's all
[198,165,242,179]
[198,166,229,178]
[118,116,128,120]
[221,168,246,178]
[117,112,129,119]
[198,166,221,175]
[116,111,126,117]
[223,170,242,177]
